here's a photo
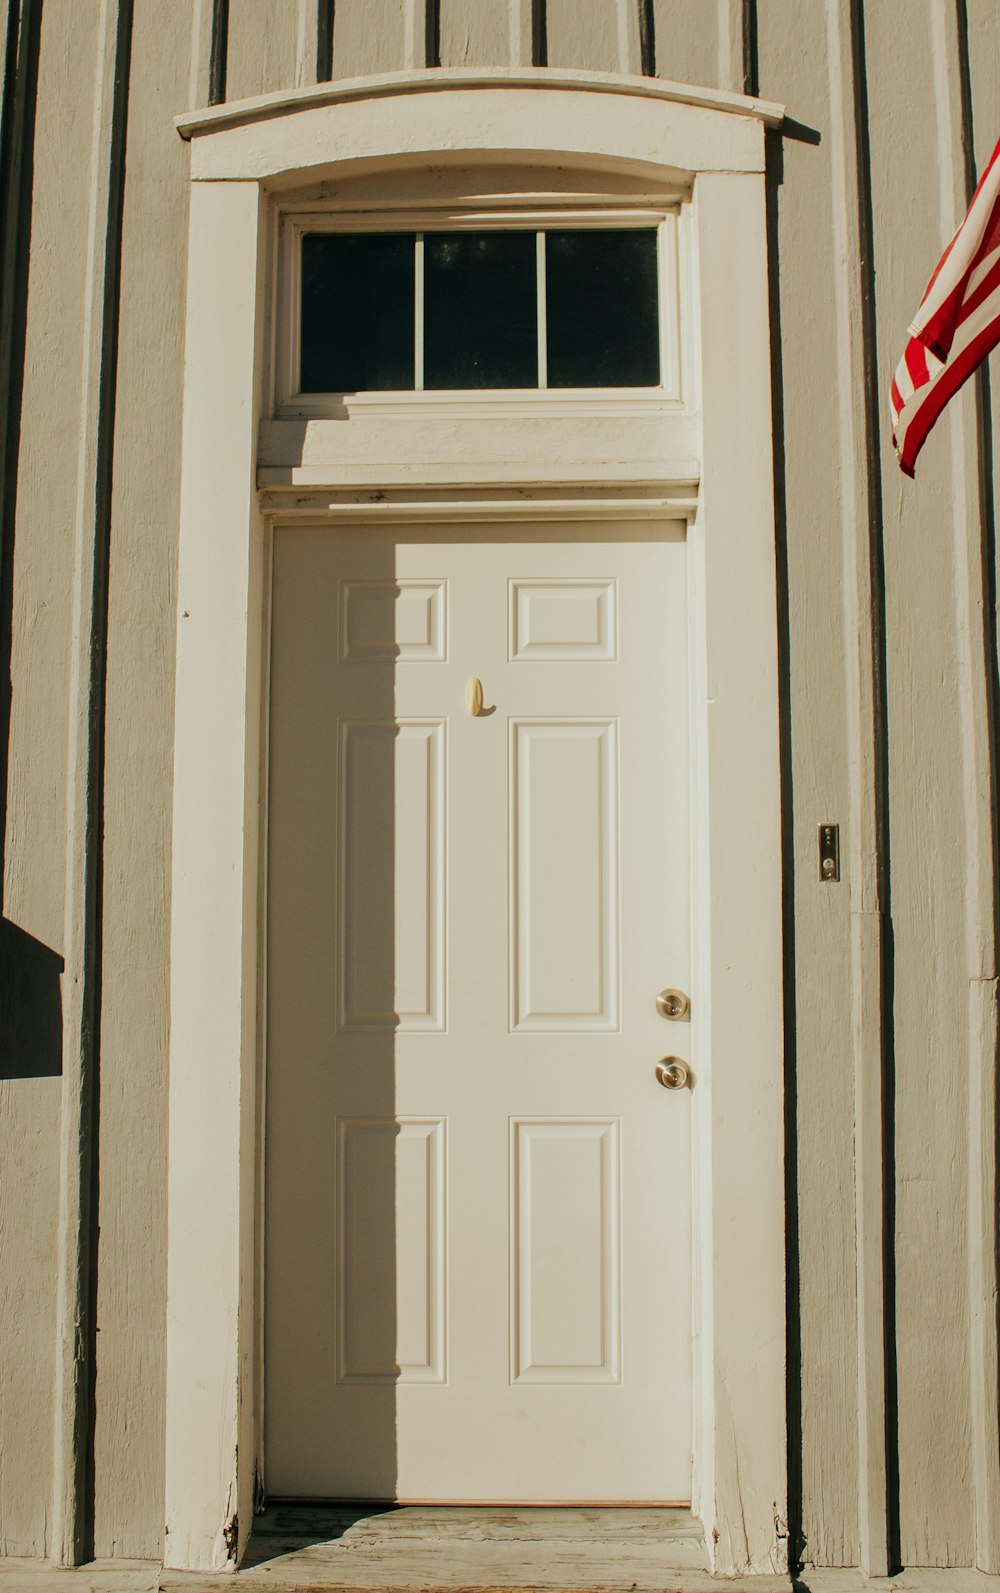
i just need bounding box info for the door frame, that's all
[164,71,786,1578]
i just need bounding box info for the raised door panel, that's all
[510,720,619,1032]
[341,579,448,663]
[511,1118,621,1383]
[509,578,618,662]
[337,1118,447,1384]
[339,720,446,1032]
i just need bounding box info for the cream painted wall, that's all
[0,0,997,1575]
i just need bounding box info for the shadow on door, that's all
[264,525,402,1499]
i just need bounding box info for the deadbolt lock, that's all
[656,988,690,1022]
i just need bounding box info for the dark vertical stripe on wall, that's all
[0,0,40,621]
[638,0,654,77]
[425,0,439,68]
[316,1,333,83]
[532,0,546,67]
[76,0,134,1558]
[0,0,42,1007]
[742,0,758,97]
[849,0,900,1568]
[208,0,228,104]
[763,123,802,1571]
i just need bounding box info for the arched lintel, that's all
[273,151,694,212]
[178,68,781,189]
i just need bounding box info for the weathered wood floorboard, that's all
[201,1506,711,1589]
[254,1504,701,1542]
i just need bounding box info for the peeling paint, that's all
[223,1511,238,1564]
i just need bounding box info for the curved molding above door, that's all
[176,66,782,186]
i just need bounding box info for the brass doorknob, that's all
[656,987,690,1021]
[655,1057,692,1090]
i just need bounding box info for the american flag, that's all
[890,135,1000,477]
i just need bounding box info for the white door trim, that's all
[164,77,786,1578]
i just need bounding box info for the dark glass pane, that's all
[545,230,660,388]
[424,232,537,389]
[300,233,414,392]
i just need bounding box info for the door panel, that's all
[338,719,446,1031]
[265,522,692,1503]
[336,1117,447,1384]
[511,1117,621,1384]
[511,718,619,1030]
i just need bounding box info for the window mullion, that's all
[536,231,547,390]
[414,233,425,391]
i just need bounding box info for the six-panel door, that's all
[265,522,693,1502]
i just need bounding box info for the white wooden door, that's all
[265,522,692,1504]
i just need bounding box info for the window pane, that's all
[545,230,660,388]
[300,233,414,392]
[424,232,537,389]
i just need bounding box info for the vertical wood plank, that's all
[439,0,509,67]
[958,1,1000,1572]
[961,3,1000,1567]
[332,0,425,75]
[0,0,101,1560]
[188,0,219,106]
[0,0,51,1568]
[965,2,1000,559]
[832,2,893,1571]
[714,0,743,91]
[509,0,535,66]
[223,0,300,100]
[651,0,720,88]
[89,0,191,1558]
[55,0,133,1559]
[2,0,70,993]
[753,0,875,1567]
[650,0,742,94]
[966,975,1000,1572]
[546,0,641,73]
[864,0,987,1565]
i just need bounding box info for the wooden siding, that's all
[0,0,99,1558]
[88,0,191,1561]
[0,0,998,1572]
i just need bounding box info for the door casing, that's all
[165,73,786,1578]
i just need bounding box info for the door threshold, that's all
[206,1501,718,1589]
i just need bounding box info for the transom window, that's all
[299,229,661,394]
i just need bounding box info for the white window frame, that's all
[274,207,683,412]
[165,69,786,1581]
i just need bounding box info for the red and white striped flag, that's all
[890,135,1000,477]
